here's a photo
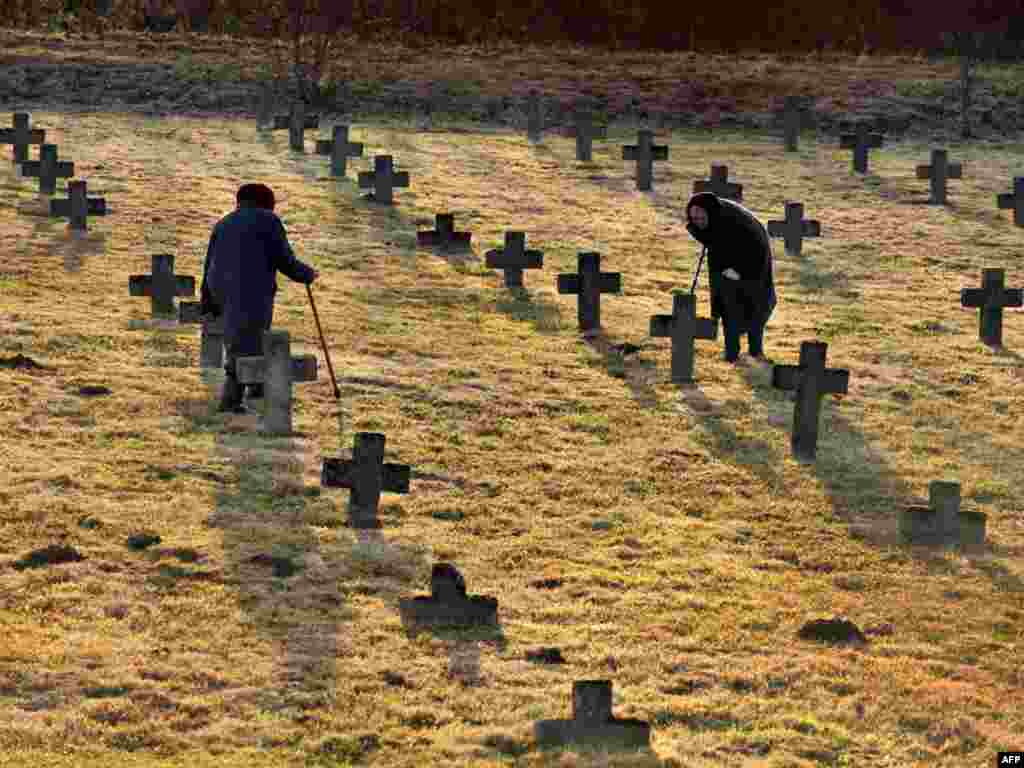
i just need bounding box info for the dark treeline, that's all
[7,0,1024,59]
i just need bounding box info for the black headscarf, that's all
[237,183,276,211]
[685,192,721,245]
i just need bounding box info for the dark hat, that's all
[237,183,276,211]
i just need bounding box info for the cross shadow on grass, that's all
[578,328,660,410]
[29,216,107,273]
[490,285,563,334]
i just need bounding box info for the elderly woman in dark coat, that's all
[685,191,777,362]
[199,183,319,413]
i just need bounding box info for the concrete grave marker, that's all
[771,341,850,462]
[485,231,544,289]
[525,90,543,142]
[398,563,498,628]
[256,81,275,129]
[50,180,107,231]
[178,301,225,368]
[535,680,651,750]
[557,252,622,332]
[960,268,1022,347]
[129,254,195,317]
[780,95,812,152]
[358,155,410,205]
[1,113,45,164]
[19,144,74,195]
[996,177,1024,227]
[235,330,318,435]
[692,162,743,202]
[649,292,718,383]
[899,480,986,548]
[417,213,472,251]
[915,149,962,205]
[272,101,318,151]
[839,122,884,174]
[321,432,411,529]
[566,108,607,162]
[315,125,363,177]
[767,201,821,258]
[622,130,668,191]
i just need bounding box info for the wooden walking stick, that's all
[306,283,340,398]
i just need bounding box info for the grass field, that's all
[0,29,1023,768]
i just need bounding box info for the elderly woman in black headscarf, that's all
[685,192,777,363]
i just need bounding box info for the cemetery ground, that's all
[1,29,1024,768]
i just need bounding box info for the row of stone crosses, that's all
[3,90,1018,747]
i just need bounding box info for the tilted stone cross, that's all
[485,231,544,289]
[235,330,318,435]
[534,681,651,750]
[525,90,543,142]
[272,101,318,151]
[358,155,410,204]
[1,112,45,164]
[19,144,74,195]
[649,292,718,383]
[315,125,363,177]
[767,201,821,258]
[960,268,1022,347]
[899,480,987,549]
[840,122,884,174]
[417,213,472,251]
[321,432,411,529]
[557,252,622,332]
[996,177,1024,227]
[622,130,668,191]
[915,148,962,205]
[566,109,607,162]
[50,180,107,231]
[178,301,225,368]
[129,254,196,317]
[771,341,850,461]
[398,562,499,628]
[692,163,743,202]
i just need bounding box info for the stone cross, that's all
[321,432,411,529]
[767,201,822,258]
[960,268,1023,347]
[315,125,363,177]
[256,81,275,129]
[557,252,622,332]
[417,213,472,251]
[899,480,986,548]
[771,341,850,462]
[50,180,107,231]
[996,177,1024,227]
[357,155,410,205]
[19,144,74,195]
[622,130,668,191]
[534,681,651,750]
[780,95,811,152]
[178,301,225,368]
[566,109,607,162]
[649,292,718,383]
[526,90,543,142]
[128,254,196,317]
[272,101,318,151]
[839,122,884,174]
[915,149,962,205]
[0,112,45,164]
[398,562,499,628]
[235,331,318,435]
[485,231,544,289]
[692,163,743,202]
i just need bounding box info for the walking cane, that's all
[690,245,707,295]
[306,283,341,399]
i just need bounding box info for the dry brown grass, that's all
[0,29,1022,768]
